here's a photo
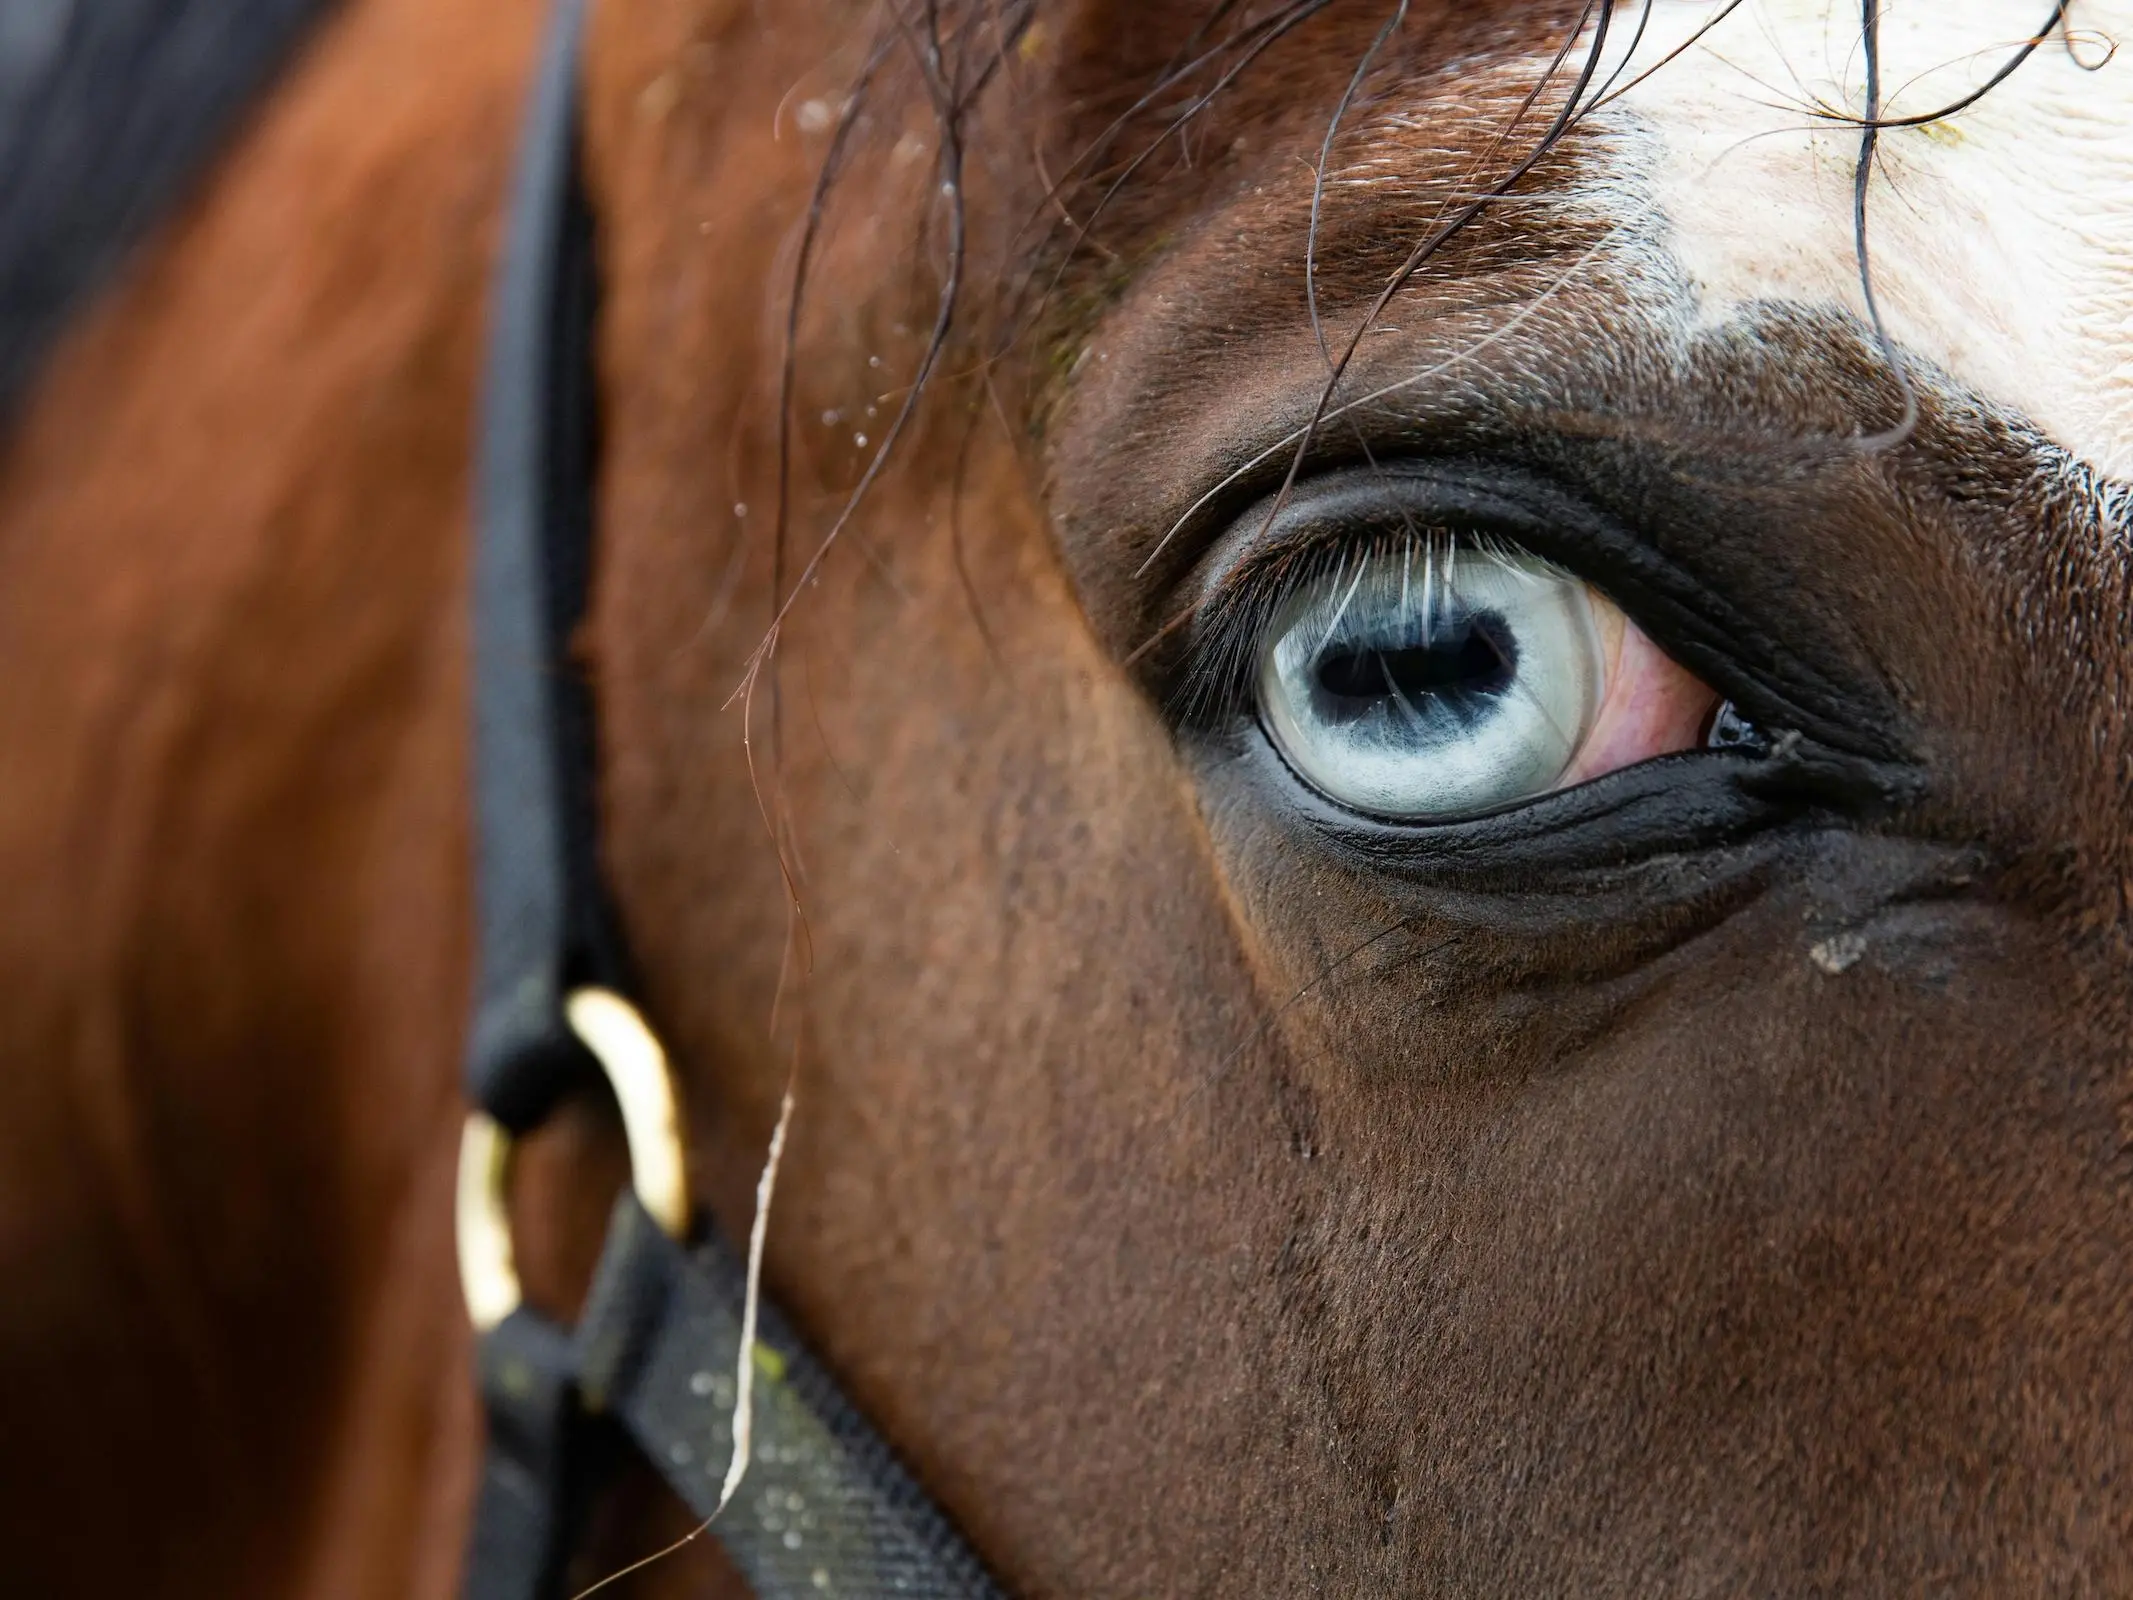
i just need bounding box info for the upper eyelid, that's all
[1171,459,1913,770]
[1184,463,1585,643]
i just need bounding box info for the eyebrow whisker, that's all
[1135,217,1640,580]
[1309,1,1412,371]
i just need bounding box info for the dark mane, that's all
[0,0,335,414]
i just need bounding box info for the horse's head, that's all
[563,0,2133,1595]
[575,0,2128,1588]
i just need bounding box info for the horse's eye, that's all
[1256,537,1719,820]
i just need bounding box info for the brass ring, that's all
[455,987,691,1332]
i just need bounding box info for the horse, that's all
[2,0,2129,1592]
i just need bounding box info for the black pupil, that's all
[1315,610,1518,715]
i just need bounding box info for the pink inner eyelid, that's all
[1558,598,1720,789]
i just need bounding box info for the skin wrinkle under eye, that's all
[1570,0,2133,478]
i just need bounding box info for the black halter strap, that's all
[460,4,1006,1596]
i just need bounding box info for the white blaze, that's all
[1581,0,2133,475]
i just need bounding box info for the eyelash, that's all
[1169,522,1520,729]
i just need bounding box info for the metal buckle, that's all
[456,987,691,1331]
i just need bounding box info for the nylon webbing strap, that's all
[462,0,609,1589]
[464,1310,612,1600]
[460,1,1007,1595]
[576,1200,1006,1599]
[467,0,615,1138]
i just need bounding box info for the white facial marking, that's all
[1583,0,2133,476]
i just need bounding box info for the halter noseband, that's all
[457,4,1004,1595]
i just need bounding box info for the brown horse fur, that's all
[2,0,2130,1594]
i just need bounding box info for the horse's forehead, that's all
[1568,0,2133,476]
